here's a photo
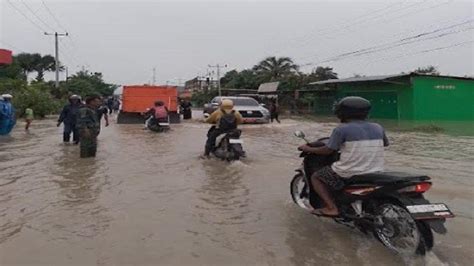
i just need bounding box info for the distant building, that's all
[308,73,474,121]
[184,76,218,92]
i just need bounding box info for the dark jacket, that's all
[58,103,81,125]
[76,106,100,133]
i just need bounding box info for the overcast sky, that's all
[1,0,473,85]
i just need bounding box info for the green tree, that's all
[9,53,61,81]
[34,55,57,81]
[307,66,338,81]
[220,69,260,90]
[15,53,41,78]
[0,79,61,117]
[220,69,239,86]
[61,71,117,98]
[191,88,219,106]
[253,56,299,81]
[414,65,440,75]
[0,59,26,80]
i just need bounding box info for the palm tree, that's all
[309,66,338,81]
[15,53,62,81]
[34,55,57,81]
[253,56,299,81]
[15,53,41,79]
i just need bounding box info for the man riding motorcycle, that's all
[203,99,243,158]
[298,96,389,217]
[144,101,169,128]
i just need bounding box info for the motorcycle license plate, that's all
[229,139,243,144]
[406,203,454,219]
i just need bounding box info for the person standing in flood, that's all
[57,95,82,144]
[0,94,16,135]
[269,99,280,123]
[77,95,101,158]
[96,101,110,136]
[24,107,34,130]
[180,99,192,120]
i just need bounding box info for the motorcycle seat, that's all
[346,172,430,185]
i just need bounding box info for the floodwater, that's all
[0,113,473,266]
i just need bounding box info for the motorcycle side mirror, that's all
[294,131,306,139]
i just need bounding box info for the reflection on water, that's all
[0,117,473,265]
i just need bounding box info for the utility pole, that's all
[152,67,156,85]
[208,64,227,96]
[44,32,68,88]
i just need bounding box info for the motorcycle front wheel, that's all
[290,174,311,210]
[373,203,422,255]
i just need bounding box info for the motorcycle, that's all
[290,131,454,255]
[145,115,170,133]
[212,128,246,161]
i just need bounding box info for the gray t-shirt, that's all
[327,121,389,178]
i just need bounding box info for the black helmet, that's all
[334,96,371,121]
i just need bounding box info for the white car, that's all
[203,96,270,123]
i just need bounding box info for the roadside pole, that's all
[208,64,227,96]
[44,32,68,88]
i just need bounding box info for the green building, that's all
[308,73,474,121]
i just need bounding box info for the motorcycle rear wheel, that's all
[373,203,422,255]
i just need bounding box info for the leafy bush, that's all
[11,83,62,118]
[192,89,219,106]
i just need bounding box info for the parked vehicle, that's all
[212,129,246,161]
[290,131,454,255]
[117,85,180,124]
[203,96,270,123]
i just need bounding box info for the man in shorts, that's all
[298,96,389,217]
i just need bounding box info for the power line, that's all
[365,40,474,66]
[320,20,473,62]
[5,0,47,32]
[270,1,408,55]
[0,39,25,53]
[273,0,431,55]
[19,0,55,32]
[301,20,473,66]
[39,1,83,67]
[41,0,67,32]
[327,27,473,63]
[297,0,450,59]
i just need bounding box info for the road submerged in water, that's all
[0,114,473,266]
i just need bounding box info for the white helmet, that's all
[1,94,13,99]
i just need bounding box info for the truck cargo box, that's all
[117,85,180,124]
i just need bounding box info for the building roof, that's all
[258,81,280,93]
[309,73,473,85]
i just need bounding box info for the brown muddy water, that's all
[0,114,473,266]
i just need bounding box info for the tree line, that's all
[220,56,338,91]
[192,56,441,110]
[0,52,117,117]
